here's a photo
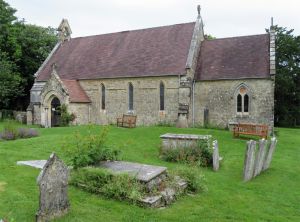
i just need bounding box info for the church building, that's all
[27,7,275,129]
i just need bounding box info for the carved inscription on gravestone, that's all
[36,153,69,222]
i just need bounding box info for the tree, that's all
[14,24,57,108]
[0,0,57,110]
[0,53,23,108]
[267,26,300,127]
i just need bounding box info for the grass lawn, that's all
[0,123,299,221]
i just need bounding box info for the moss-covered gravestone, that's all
[36,153,69,222]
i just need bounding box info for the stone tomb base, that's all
[160,133,212,150]
[99,161,187,207]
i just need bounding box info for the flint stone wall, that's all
[29,74,274,128]
[194,79,274,129]
[79,76,180,126]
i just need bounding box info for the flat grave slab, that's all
[160,133,211,140]
[99,161,167,182]
[17,160,47,169]
[160,133,212,150]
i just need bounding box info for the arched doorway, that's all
[51,97,61,127]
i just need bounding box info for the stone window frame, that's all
[128,82,134,112]
[100,83,106,110]
[234,83,251,116]
[159,81,165,111]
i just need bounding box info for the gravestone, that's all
[243,140,256,181]
[212,140,219,171]
[243,137,278,182]
[253,139,267,177]
[263,137,278,171]
[36,153,69,222]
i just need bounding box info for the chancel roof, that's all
[195,34,270,81]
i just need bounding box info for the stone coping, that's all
[99,161,167,182]
[160,133,211,140]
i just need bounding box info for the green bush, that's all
[160,140,213,167]
[58,104,76,126]
[156,121,175,127]
[70,168,144,202]
[1,120,18,140]
[63,126,120,169]
[170,167,207,193]
[0,120,39,141]
[0,110,14,120]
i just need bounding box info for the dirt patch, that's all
[0,182,7,192]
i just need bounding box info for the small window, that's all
[101,84,105,110]
[128,83,133,110]
[244,94,249,112]
[159,82,165,111]
[237,94,242,112]
[236,85,250,114]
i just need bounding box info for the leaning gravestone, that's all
[212,140,220,171]
[36,153,69,222]
[243,137,278,182]
[243,140,257,182]
[262,137,278,171]
[253,139,267,177]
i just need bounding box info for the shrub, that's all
[0,120,39,141]
[156,121,175,127]
[0,120,18,140]
[70,168,144,202]
[170,167,207,193]
[160,140,213,167]
[0,110,14,120]
[63,126,120,169]
[59,104,76,126]
[18,128,39,138]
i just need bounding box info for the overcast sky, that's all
[6,0,300,38]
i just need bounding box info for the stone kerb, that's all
[36,153,69,222]
[243,137,278,182]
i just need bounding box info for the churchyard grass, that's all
[0,124,299,221]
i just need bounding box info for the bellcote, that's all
[58,19,72,42]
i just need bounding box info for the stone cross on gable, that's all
[36,153,69,222]
[197,5,201,16]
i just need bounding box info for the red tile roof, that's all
[195,34,270,81]
[62,80,90,103]
[36,22,195,81]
